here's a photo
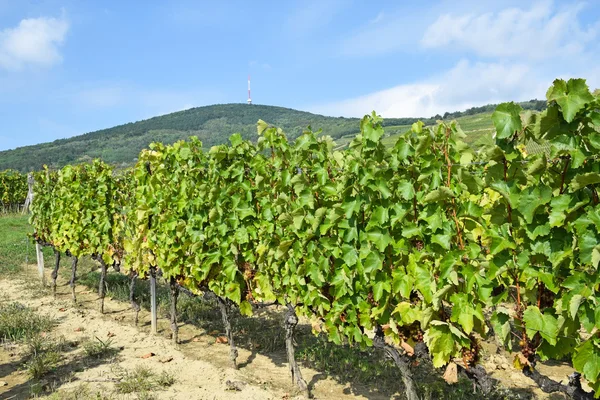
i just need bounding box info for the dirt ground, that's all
[0,263,586,399]
[0,264,398,400]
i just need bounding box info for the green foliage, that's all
[0,169,27,211]
[30,161,126,266]
[0,102,547,173]
[113,365,171,394]
[491,102,523,139]
[28,78,600,397]
[0,214,34,274]
[0,104,425,172]
[0,302,55,342]
[483,77,600,395]
[24,334,64,379]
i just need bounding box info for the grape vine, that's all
[24,78,600,399]
[0,169,27,213]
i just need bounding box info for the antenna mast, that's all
[247,75,252,105]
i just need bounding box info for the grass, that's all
[0,302,55,342]
[43,385,116,400]
[0,213,36,274]
[22,334,74,379]
[82,336,118,359]
[113,365,175,395]
[24,341,62,379]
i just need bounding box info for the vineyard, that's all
[3,78,599,399]
[0,169,28,213]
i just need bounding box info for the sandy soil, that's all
[0,264,396,400]
[0,263,588,399]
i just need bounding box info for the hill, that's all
[0,101,545,172]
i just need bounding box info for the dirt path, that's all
[0,265,394,400]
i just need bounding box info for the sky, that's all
[0,0,599,151]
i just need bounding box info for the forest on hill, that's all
[0,100,546,172]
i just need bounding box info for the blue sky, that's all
[0,0,599,151]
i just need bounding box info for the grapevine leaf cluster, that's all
[25,78,600,398]
[0,169,27,212]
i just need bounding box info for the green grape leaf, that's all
[424,323,456,368]
[517,185,552,224]
[364,251,383,274]
[491,308,511,346]
[423,187,454,203]
[569,172,600,192]
[572,339,600,383]
[239,300,253,316]
[522,306,559,346]
[492,102,523,139]
[546,78,594,123]
[397,181,415,200]
[342,245,358,267]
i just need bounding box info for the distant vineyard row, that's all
[0,170,27,212]
[25,79,600,399]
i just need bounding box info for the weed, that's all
[156,370,176,387]
[135,391,158,400]
[112,365,174,395]
[44,384,116,400]
[0,302,55,342]
[83,336,117,359]
[24,337,62,378]
[115,365,156,394]
[23,334,74,379]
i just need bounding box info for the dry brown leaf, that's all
[159,356,173,363]
[58,307,67,312]
[513,353,530,370]
[107,332,116,338]
[215,336,228,344]
[140,352,155,359]
[311,319,322,333]
[443,362,458,384]
[74,327,83,332]
[192,337,201,342]
[401,341,414,356]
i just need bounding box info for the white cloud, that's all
[421,1,598,60]
[0,15,69,70]
[309,60,549,118]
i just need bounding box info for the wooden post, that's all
[23,173,34,214]
[150,267,157,335]
[35,242,45,285]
